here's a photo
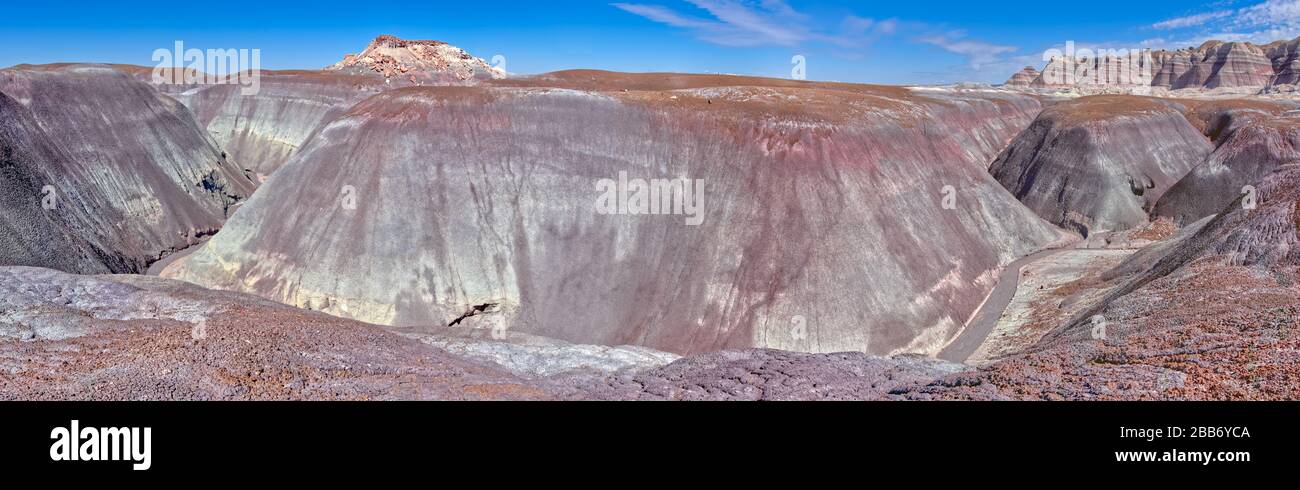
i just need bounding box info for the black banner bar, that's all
[0,402,1290,479]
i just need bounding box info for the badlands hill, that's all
[1155,99,1300,223]
[0,64,256,273]
[1013,37,1300,94]
[990,95,1213,235]
[0,92,124,274]
[165,70,1067,356]
[1003,67,1040,87]
[990,94,1300,236]
[163,70,390,178]
[0,35,1298,399]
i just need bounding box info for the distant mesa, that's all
[1003,66,1040,87]
[326,34,505,83]
[1008,37,1300,95]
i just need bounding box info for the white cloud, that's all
[612,1,897,48]
[688,0,808,45]
[613,0,811,46]
[612,3,721,30]
[1229,0,1300,41]
[1236,0,1300,27]
[612,1,1017,83]
[918,34,1018,70]
[1150,1,1300,44]
[1153,10,1233,30]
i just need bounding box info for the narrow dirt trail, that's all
[937,248,1064,362]
[937,230,1137,363]
[146,240,207,276]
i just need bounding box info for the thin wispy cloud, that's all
[613,4,720,30]
[612,1,1025,83]
[1151,0,1300,44]
[828,15,898,47]
[915,30,1018,72]
[612,0,896,48]
[1153,10,1233,30]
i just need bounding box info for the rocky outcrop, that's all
[990,95,1213,236]
[1004,67,1039,87]
[326,35,505,84]
[167,71,1066,357]
[0,64,257,272]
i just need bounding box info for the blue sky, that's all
[2,0,1299,85]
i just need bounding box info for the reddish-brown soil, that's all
[906,262,1300,400]
[0,274,550,401]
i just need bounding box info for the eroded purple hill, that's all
[1155,99,1300,223]
[990,95,1211,235]
[164,70,390,178]
[167,72,1067,356]
[0,93,125,273]
[0,64,257,271]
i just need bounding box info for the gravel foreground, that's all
[3,259,1297,400]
